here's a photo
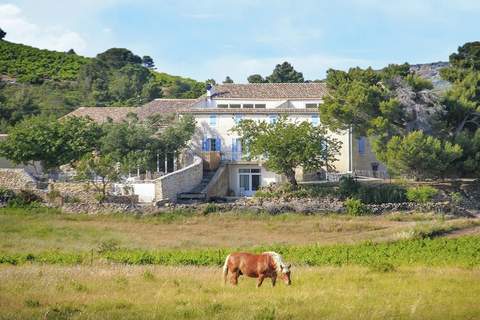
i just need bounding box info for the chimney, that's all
[206,83,215,98]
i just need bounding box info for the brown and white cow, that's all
[222,251,291,287]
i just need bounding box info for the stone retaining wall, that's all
[154,155,203,201]
[0,169,37,189]
[204,164,229,199]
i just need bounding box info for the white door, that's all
[239,168,261,196]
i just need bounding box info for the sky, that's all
[0,0,480,82]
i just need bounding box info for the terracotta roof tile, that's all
[136,99,196,120]
[210,83,327,99]
[65,107,136,123]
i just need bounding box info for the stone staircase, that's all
[177,170,217,201]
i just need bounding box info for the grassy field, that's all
[1,208,479,319]
[1,265,479,320]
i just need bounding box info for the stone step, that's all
[177,192,207,200]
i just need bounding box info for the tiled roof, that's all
[181,108,319,115]
[65,107,136,123]
[210,83,327,99]
[136,99,197,120]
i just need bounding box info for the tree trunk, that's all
[285,169,298,188]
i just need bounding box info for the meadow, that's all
[0,207,479,319]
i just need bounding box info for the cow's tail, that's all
[222,254,230,285]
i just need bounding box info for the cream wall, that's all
[227,163,281,195]
[194,98,324,109]
[190,112,351,174]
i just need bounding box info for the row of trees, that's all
[0,114,195,197]
[320,41,480,180]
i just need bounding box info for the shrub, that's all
[0,188,15,203]
[356,184,407,204]
[7,190,43,208]
[202,203,218,215]
[338,176,360,199]
[345,198,371,216]
[369,262,396,273]
[406,186,439,203]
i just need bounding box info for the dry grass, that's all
[0,265,479,320]
[2,208,478,254]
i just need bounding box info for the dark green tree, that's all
[142,55,155,69]
[96,48,142,69]
[223,76,234,83]
[0,28,6,40]
[266,62,304,83]
[247,74,266,83]
[382,131,462,180]
[232,116,340,186]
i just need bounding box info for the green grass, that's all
[1,236,479,268]
[0,265,479,319]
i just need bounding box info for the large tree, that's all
[142,55,155,69]
[96,48,142,69]
[232,116,340,186]
[247,74,266,83]
[266,61,304,83]
[0,116,101,171]
[0,28,6,40]
[439,42,480,177]
[319,64,450,179]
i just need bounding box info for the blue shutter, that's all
[216,138,221,152]
[358,137,366,155]
[202,138,207,151]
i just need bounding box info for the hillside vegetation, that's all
[0,40,204,132]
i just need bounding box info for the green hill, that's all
[0,40,205,132]
[0,41,90,83]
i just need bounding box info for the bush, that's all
[0,188,15,203]
[406,186,439,203]
[7,190,43,208]
[202,203,218,215]
[338,176,360,199]
[356,184,407,204]
[345,198,371,216]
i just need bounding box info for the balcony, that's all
[220,151,265,163]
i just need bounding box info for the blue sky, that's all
[1,0,480,82]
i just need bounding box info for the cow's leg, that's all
[271,275,277,287]
[257,274,265,288]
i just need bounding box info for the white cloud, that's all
[0,3,87,53]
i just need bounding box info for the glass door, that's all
[238,168,261,196]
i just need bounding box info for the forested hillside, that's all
[0,40,204,132]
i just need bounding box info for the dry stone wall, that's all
[155,155,203,201]
[0,169,36,189]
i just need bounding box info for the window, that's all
[202,137,221,152]
[269,114,278,124]
[234,114,243,124]
[254,104,266,108]
[358,137,366,155]
[217,104,228,108]
[243,104,253,108]
[311,115,319,126]
[229,104,241,108]
[209,114,217,126]
[306,103,318,109]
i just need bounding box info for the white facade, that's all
[182,85,353,197]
